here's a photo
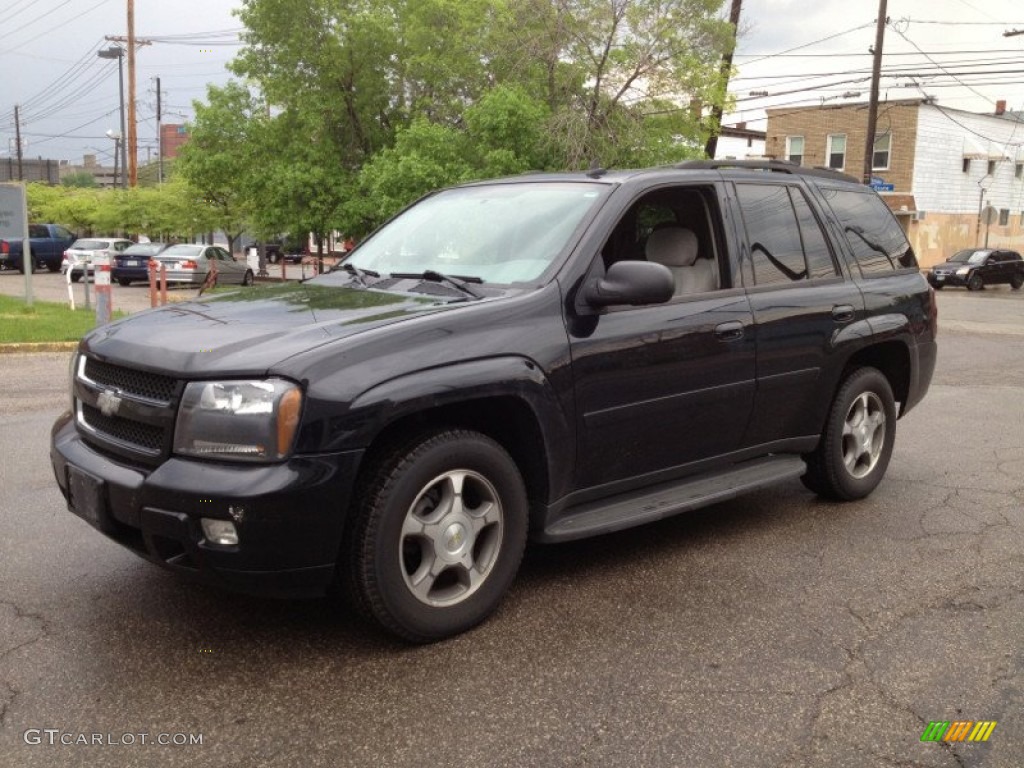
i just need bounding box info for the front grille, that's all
[84,357,177,403]
[81,403,166,453]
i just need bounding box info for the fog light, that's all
[201,518,238,546]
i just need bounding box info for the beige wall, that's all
[908,212,1024,268]
[766,102,919,192]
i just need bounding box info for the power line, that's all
[4,0,74,39]
[0,0,38,26]
[738,23,876,66]
[1,0,116,58]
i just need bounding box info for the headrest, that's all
[645,227,698,267]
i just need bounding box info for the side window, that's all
[790,188,838,279]
[735,184,807,286]
[820,188,917,274]
[55,226,74,240]
[599,185,723,294]
[29,225,49,238]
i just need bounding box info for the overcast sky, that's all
[1,0,1022,167]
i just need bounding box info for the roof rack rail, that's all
[673,159,859,183]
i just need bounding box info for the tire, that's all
[70,273,82,283]
[117,278,132,287]
[967,273,984,291]
[801,367,897,501]
[46,262,61,273]
[242,269,254,286]
[932,283,943,290]
[347,430,528,643]
[1011,273,1023,290]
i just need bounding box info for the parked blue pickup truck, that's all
[0,223,77,272]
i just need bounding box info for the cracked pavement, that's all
[1,289,1022,767]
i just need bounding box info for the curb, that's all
[0,341,79,354]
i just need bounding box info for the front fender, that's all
[340,356,575,502]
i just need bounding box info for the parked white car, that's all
[61,238,134,282]
[153,244,255,286]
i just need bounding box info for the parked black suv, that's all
[51,160,937,642]
[927,248,1024,291]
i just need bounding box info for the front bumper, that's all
[928,272,967,287]
[50,412,364,598]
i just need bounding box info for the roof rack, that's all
[673,159,859,183]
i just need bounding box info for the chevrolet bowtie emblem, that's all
[97,389,123,417]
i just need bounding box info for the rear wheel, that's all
[1011,273,1023,290]
[70,273,82,283]
[967,273,984,291]
[346,430,528,643]
[117,278,132,287]
[46,262,60,273]
[802,367,897,501]
[242,269,254,286]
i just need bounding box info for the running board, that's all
[540,455,806,543]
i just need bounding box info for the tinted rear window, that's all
[123,243,167,256]
[69,239,107,250]
[820,188,917,274]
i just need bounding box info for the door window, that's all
[819,188,917,274]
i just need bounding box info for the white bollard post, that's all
[93,255,112,325]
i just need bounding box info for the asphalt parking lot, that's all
[0,285,1022,767]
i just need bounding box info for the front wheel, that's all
[967,273,984,291]
[346,430,528,643]
[802,367,897,501]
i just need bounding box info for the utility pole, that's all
[126,0,137,187]
[14,105,24,181]
[863,0,888,185]
[705,0,743,159]
[156,76,163,185]
[105,23,150,187]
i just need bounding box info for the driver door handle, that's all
[714,321,745,342]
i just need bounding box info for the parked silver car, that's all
[152,244,255,286]
[61,238,134,282]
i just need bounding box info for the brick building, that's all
[766,99,1024,267]
[160,124,190,161]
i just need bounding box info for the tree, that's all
[174,82,264,253]
[61,172,97,188]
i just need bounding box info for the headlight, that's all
[68,351,78,409]
[956,267,970,276]
[174,379,303,462]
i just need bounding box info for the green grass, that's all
[0,295,126,344]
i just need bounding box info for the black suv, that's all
[51,160,937,642]
[927,248,1024,291]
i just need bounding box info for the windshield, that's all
[345,182,608,284]
[949,250,988,264]
[160,245,205,258]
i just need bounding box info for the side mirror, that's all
[584,261,674,308]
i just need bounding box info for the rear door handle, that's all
[831,305,855,323]
[714,321,745,342]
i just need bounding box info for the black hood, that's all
[80,281,470,376]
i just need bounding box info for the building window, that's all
[988,160,997,175]
[1016,163,1023,179]
[786,136,804,166]
[826,134,847,170]
[999,208,1009,226]
[872,133,891,170]
[963,158,971,173]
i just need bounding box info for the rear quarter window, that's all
[819,188,917,275]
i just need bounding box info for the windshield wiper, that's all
[338,262,379,286]
[391,270,484,300]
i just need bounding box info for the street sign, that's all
[0,182,33,306]
[0,183,27,239]
[869,180,894,192]
[982,205,998,226]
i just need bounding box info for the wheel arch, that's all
[347,358,571,526]
[840,340,911,415]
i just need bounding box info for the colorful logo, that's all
[920,721,996,742]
